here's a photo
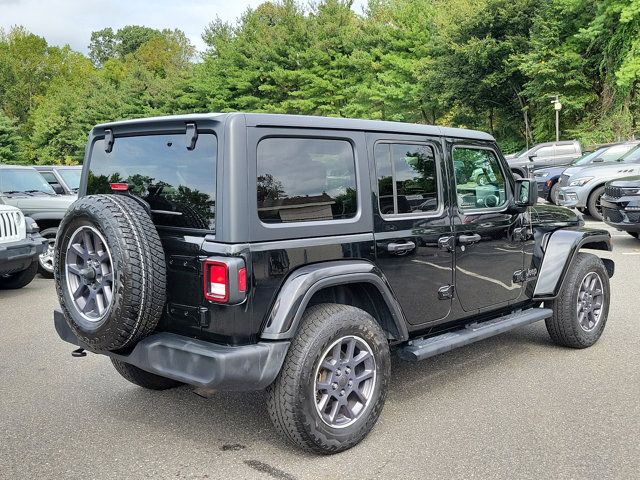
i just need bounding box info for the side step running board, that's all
[398,308,553,362]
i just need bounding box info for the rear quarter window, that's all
[87,133,217,231]
[256,137,357,223]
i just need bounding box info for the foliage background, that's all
[1,0,640,165]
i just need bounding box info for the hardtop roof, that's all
[94,112,495,142]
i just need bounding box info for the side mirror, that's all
[528,154,538,162]
[515,179,537,207]
[593,157,604,163]
[52,184,64,194]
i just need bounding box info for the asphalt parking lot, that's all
[1,219,639,480]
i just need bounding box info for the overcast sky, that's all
[0,0,368,55]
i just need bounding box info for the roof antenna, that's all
[186,123,198,150]
[104,129,114,153]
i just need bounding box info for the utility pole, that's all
[551,96,562,141]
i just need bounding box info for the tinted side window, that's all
[556,144,577,155]
[535,146,554,157]
[374,143,438,215]
[257,137,357,223]
[39,172,58,184]
[453,147,506,210]
[88,133,217,231]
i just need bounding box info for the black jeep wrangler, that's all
[53,113,614,454]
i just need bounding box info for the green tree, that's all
[0,110,21,164]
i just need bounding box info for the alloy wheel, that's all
[313,335,377,428]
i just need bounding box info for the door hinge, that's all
[438,284,455,300]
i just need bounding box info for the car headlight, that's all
[535,172,549,178]
[622,187,640,195]
[569,177,594,187]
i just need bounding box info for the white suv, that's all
[0,204,47,289]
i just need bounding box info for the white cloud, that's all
[0,0,368,55]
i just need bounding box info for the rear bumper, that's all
[0,235,47,275]
[54,310,290,391]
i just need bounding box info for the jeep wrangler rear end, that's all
[54,113,614,454]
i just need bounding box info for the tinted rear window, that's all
[88,133,217,230]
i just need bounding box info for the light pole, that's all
[551,96,562,141]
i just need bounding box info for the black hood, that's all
[607,175,640,187]
[530,203,582,227]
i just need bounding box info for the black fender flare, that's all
[260,260,408,341]
[533,227,613,299]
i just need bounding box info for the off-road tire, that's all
[55,194,166,352]
[549,183,560,205]
[0,261,38,289]
[111,358,182,390]
[587,186,605,220]
[545,253,609,348]
[38,227,58,278]
[266,304,390,454]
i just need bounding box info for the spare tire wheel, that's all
[55,194,166,351]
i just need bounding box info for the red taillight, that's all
[110,183,129,191]
[204,261,229,302]
[237,267,247,292]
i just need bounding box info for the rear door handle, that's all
[458,234,481,245]
[386,241,416,253]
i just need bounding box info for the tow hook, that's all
[71,348,87,358]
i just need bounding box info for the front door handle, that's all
[458,233,481,245]
[386,241,416,253]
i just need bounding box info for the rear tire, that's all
[0,261,38,289]
[111,359,182,390]
[545,253,609,348]
[266,304,390,454]
[587,186,605,220]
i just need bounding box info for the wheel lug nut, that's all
[348,380,352,387]
[340,389,345,396]
[332,383,338,390]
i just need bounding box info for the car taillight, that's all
[204,261,229,302]
[110,183,129,191]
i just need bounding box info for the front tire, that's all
[549,183,560,205]
[38,227,58,278]
[266,304,390,454]
[587,186,605,220]
[0,261,38,289]
[545,253,609,348]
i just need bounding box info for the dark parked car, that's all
[0,204,47,289]
[507,140,582,178]
[535,142,639,204]
[35,165,81,195]
[53,113,614,454]
[601,176,640,237]
[0,165,75,277]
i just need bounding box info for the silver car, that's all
[558,144,640,220]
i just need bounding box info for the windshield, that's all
[618,145,640,163]
[0,169,56,194]
[57,169,81,190]
[88,133,217,231]
[572,148,606,165]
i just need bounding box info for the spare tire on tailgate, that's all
[54,194,166,351]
